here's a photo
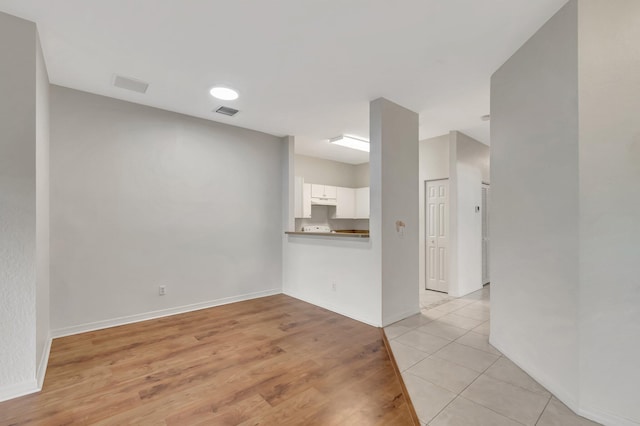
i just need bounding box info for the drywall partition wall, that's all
[449,132,488,297]
[418,134,449,291]
[493,2,640,423]
[283,175,380,325]
[282,236,380,326]
[578,1,640,423]
[282,136,295,233]
[295,154,363,187]
[284,135,379,326]
[0,12,50,401]
[491,0,580,409]
[454,132,489,184]
[372,98,420,326]
[0,11,37,399]
[354,163,370,188]
[50,86,284,335]
[420,135,450,182]
[34,33,51,388]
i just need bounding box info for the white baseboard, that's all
[52,288,282,338]
[0,336,53,403]
[36,336,52,389]
[490,337,639,426]
[578,406,639,426]
[382,308,421,327]
[283,290,381,328]
[0,379,39,403]
[489,337,579,407]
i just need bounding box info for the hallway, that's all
[385,287,599,426]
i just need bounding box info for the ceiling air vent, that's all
[215,106,239,116]
[113,74,149,94]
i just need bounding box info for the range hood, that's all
[310,197,337,206]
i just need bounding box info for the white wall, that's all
[578,1,640,424]
[491,0,580,407]
[294,154,368,187]
[354,163,370,188]
[0,11,37,397]
[50,86,284,335]
[492,3,640,423]
[449,132,488,297]
[373,98,420,326]
[0,12,50,401]
[418,134,449,291]
[283,236,380,326]
[282,136,295,233]
[420,135,450,182]
[34,32,51,387]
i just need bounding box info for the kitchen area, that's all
[282,148,379,327]
[287,154,370,238]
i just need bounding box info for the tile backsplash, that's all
[295,205,369,232]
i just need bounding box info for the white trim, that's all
[490,337,579,409]
[36,336,52,389]
[283,291,381,328]
[577,406,639,426]
[51,289,282,338]
[0,379,39,403]
[382,308,421,327]
[489,338,638,426]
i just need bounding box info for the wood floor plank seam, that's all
[0,295,414,425]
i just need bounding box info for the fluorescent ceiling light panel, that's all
[209,86,239,100]
[113,74,149,94]
[329,135,370,152]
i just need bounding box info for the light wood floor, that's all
[0,295,415,425]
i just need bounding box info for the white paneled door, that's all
[426,180,449,292]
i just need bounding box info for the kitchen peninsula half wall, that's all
[293,155,369,235]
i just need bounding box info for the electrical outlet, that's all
[158,285,166,296]
[331,282,337,292]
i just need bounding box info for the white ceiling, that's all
[0,0,567,165]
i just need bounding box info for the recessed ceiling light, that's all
[210,86,239,101]
[329,135,370,152]
[481,114,491,121]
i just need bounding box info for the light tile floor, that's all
[385,286,600,426]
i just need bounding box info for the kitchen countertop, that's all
[285,231,369,239]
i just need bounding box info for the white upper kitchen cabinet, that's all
[311,184,337,199]
[294,176,312,218]
[355,187,370,219]
[294,176,303,218]
[334,187,356,218]
[302,183,311,218]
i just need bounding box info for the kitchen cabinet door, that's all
[311,184,325,198]
[294,177,312,218]
[294,177,303,218]
[335,187,356,218]
[311,184,337,199]
[323,185,337,199]
[302,183,312,218]
[355,187,370,218]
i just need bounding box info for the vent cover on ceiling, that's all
[113,74,149,94]
[215,106,239,116]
